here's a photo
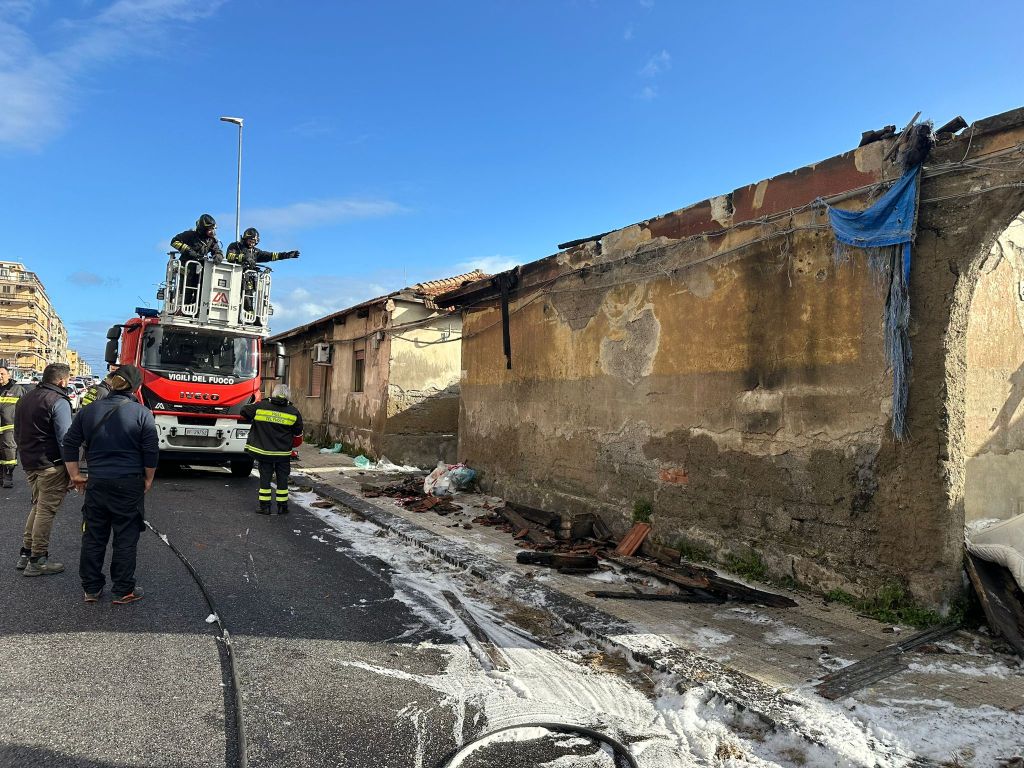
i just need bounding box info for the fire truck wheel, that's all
[229,459,255,478]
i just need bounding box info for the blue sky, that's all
[2,0,1022,372]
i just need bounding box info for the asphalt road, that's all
[0,463,469,768]
[0,465,622,768]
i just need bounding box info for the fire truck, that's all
[104,256,285,476]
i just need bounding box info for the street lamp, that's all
[219,116,244,244]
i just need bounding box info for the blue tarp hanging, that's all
[827,166,921,440]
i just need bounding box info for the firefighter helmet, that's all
[195,213,217,233]
[242,227,259,245]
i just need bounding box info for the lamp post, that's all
[219,116,244,244]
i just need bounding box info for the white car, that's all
[66,386,82,412]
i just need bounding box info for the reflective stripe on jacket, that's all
[239,397,303,458]
[0,380,24,432]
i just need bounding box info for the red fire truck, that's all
[104,256,284,476]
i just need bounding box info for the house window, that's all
[309,357,323,398]
[353,349,365,393]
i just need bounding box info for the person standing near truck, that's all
[0,366,25,488]
[239,384,303,515]
[14,363,72,576]
[64,364,157,604]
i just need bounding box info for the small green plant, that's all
[675,538,711,563]
[724,550,768,582]
[632,498,653,523]
[825,582,947,628]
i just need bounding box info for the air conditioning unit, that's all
[313,343,332,364]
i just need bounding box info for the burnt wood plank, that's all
[814,625,959,700]
[499,507,555,548]
[966,553,1024,656]
[603,553,796,607]
[587,590,726,605]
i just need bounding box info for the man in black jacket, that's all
[226,228,299,267]
[240,385,303,515]
[226,228,299,320]
[170,214,223,264]
[64,364,157,604]
[170,214,223,309]
[0,365,25,488]
[14,363,72,575]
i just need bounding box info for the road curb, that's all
[298,474,928,766]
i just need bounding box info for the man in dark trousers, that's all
[63,364,158,604]
[0,365,25,488]
[240,384,303,515]
[14,363,72,575]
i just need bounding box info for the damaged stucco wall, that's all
[381,301,462,467]
[964,217,1024,523]
[280,306,391,457]
[456,108,1024,607]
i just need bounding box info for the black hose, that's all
[145,519,249,768]
[437,721,638,768]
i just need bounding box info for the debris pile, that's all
[361,477,462,514]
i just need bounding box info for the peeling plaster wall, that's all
[381,302,463,467]
[280,307,390,457]
[965,218,1024,522]
[456,109,1024,606]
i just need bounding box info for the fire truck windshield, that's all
[142,326,258,380]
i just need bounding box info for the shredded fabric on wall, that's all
[827,165,921,440]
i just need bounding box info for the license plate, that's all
[184,428,209,437]
[235,429,249,439]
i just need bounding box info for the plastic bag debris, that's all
[423,462,476,496]
[319,443,344,454]
[353,455,372,468]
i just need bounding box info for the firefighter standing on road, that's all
[0,366,25,488]
[239,384,303,515]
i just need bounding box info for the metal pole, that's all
[220,116,245,244]
[235,121,242,244]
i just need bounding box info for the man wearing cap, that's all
[81,365,139,409]
[63,364,158,604]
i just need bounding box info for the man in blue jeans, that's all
[63,364,158,604]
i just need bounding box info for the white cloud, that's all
[454,255,520,275]
[0,0,224,150]
[623,25,634,41]
[637,85,658,101]
[639,50,671,78]
[270,277,393,329]
[240,198,407,233]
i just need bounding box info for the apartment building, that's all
[0,260,74,376]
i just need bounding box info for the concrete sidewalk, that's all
[293,444,1024,767]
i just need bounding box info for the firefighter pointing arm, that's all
[226,228,299,268]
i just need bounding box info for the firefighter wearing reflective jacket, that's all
[239,385,303,515]
[226,228,299,267]
[0,366,25,488]
[226,228,299,320]
[170,214,223,264]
